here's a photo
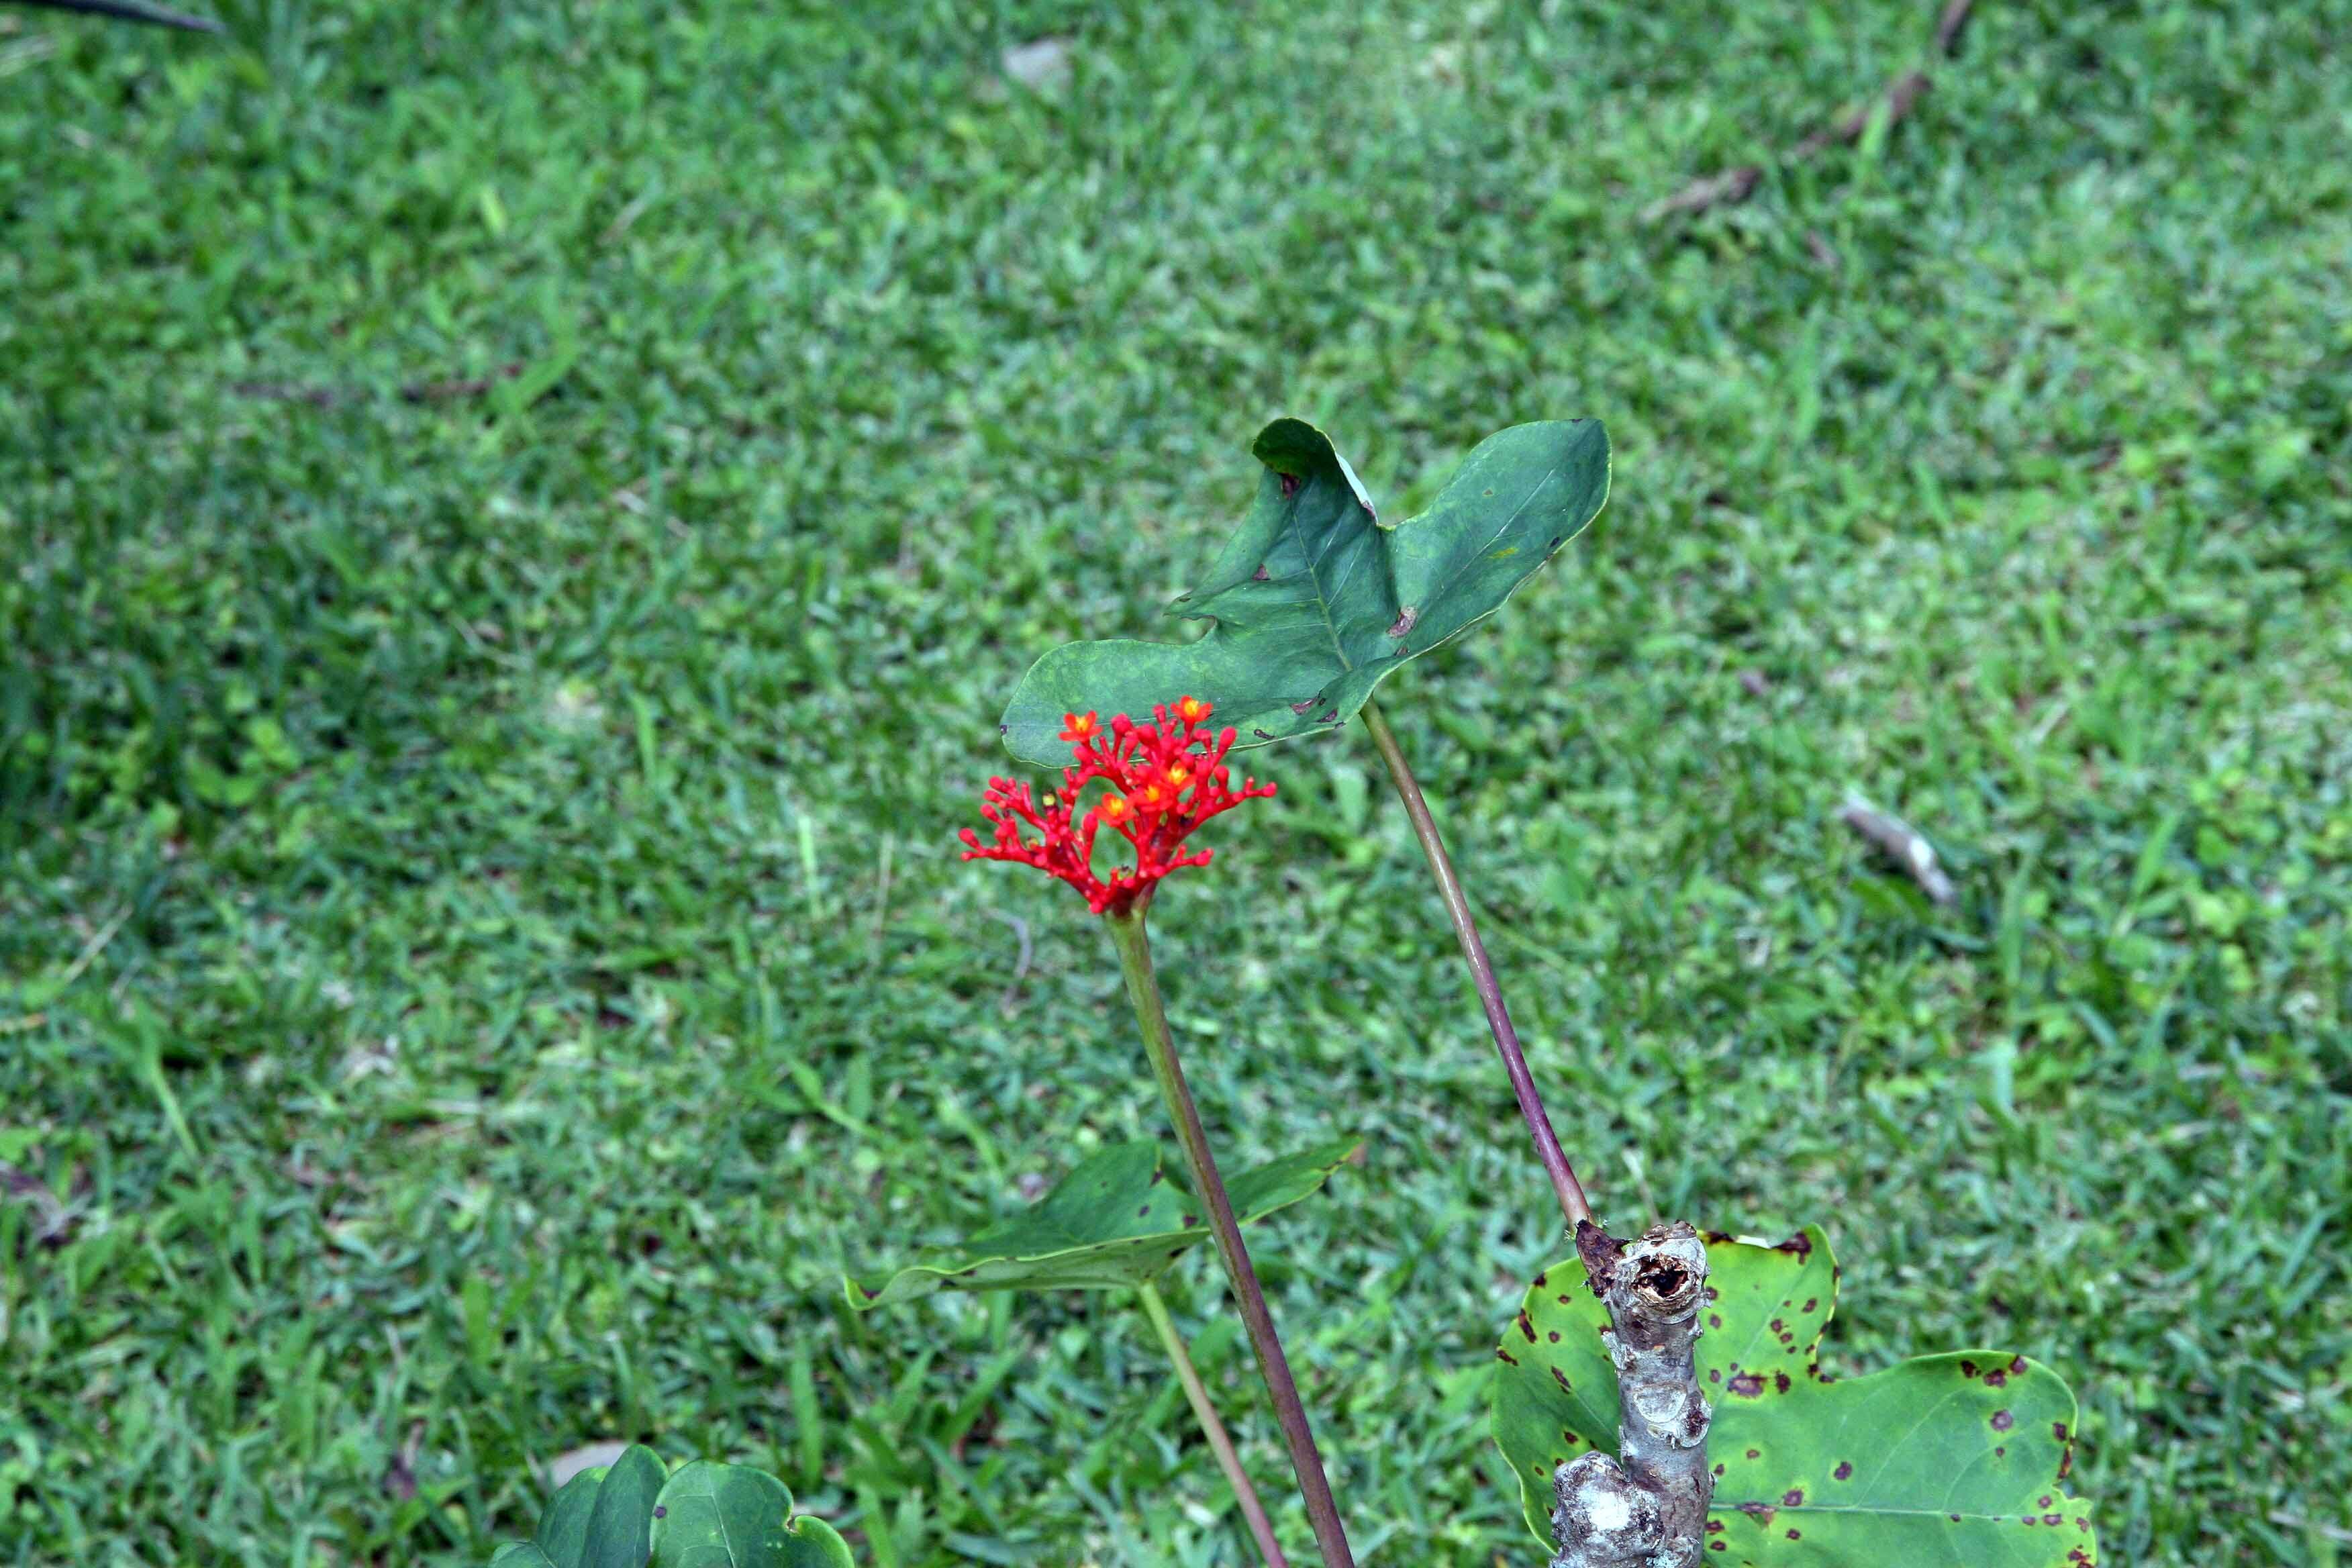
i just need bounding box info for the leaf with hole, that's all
[998,418,1610,765]
[1490,1228,2098,1565]
[842,1138,1358,1308]
[650,1461,854,1567]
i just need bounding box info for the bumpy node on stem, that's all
[1551,1222,1712,1568]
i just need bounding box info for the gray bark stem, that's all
[1550,1222,1714,1568]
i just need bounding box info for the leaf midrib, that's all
[1282,497,1365,674]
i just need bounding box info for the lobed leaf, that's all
[1490,1228,2097,1565]
[843,1139,1359,1308]
[999,418,1610,766]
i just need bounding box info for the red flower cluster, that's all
[961,697,1277,916]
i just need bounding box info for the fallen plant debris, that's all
[1643,71,1932,224]
[1840,797,1959,906]
[0,1159,81,1245]
[230,362,526,409]
[1644,0,1976,222]
[998,35,1074,95]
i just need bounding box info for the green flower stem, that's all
[1358,699,1594,1230]
[1136,1280,1291,1568]
[1106,910,1357,1568]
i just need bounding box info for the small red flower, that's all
[961,699,1277,916]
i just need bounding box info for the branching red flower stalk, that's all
[963,699,1356,1568]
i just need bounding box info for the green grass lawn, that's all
[3,0,2348,1563]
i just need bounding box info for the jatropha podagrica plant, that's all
[956,418,2098,1568]
[479,420,2096,1568]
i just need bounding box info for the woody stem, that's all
[1357,699,1594,1230]
[1106,910,1357,1568]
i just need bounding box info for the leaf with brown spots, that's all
[997,418,1609,765]
[842,1138,1357,1308]
[1490,1228,2097,1565]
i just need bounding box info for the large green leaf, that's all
[529,1476,607,1568]
[492,1445,668,1568]
[999,418,1610,765]
[1491,1228,2098,1565]
[489,1454,854,1568]
[842,1139,1358,1309]
[581,1446,668,1568]
[532,1467,608,1567]
[650,1461,855,1568]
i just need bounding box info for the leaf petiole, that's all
[1136,1279,1290,1568]
[1358,698,1593,1230]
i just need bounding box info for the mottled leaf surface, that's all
[650,1461,854,1567]
[1491,1229,2096,1565]
[999,418,1609,765]
[844,1139,1357,1308]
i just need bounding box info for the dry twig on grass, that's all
[230,362,525,409]
[1643,0,1977,222]
[1839,798,1957,906]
